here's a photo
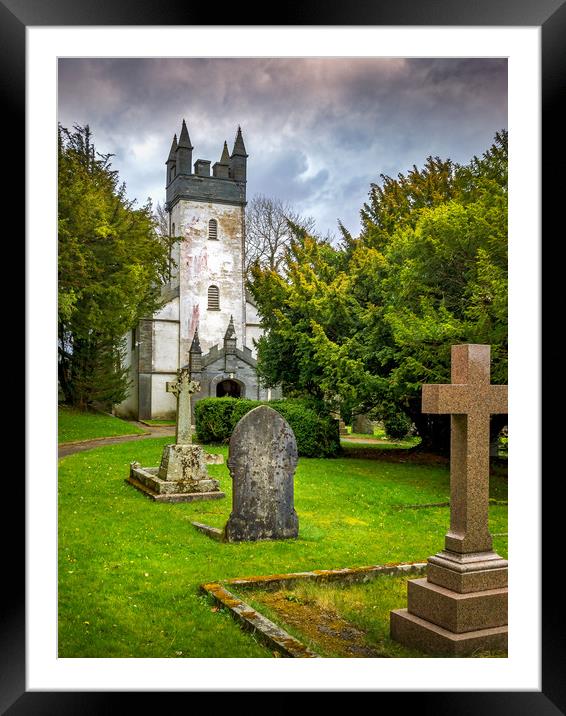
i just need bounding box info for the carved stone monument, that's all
[330,409,349,436]
[126,366,225,503]
[166,370,199,445]
[390,344,508,655]
[351,412,374,435]
[192,406,299,541]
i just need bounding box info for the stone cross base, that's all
[390,550,508,655]
[126,444,225,503]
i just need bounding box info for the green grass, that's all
[346,424,385,437]
[238,576,506,658]
[140,419,176,426]
[344,423,421,449]
[58,406,146,443]
[341,437,421,450]
[58,437,507,658]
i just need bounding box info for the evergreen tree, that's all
[249,131,508,453]
[58,124,175,409]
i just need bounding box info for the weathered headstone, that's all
[126,366,225,503]
[192,406,299,541]
[351,412,374,435]
[225,406,299,541]
[390,344,508,655]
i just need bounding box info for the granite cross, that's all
[166,367,200,445]
[422,344,507,555]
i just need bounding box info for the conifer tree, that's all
[58,124,175,409]
[249,131,508,453]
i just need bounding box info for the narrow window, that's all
[131,326,136,351]
[208,219,218,240]
[170,165,175,182]
[207,285,220,310]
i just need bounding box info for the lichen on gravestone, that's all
[224,405,299,542]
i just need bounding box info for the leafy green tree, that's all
[58,124,174,409]
[249,131,508,453]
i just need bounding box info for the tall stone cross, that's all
[422,344,507,555]
[390,344,509,655]
[166,367,200,445]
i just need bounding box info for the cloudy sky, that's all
[58,58,507,239]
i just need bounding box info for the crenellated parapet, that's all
[165,121,247,209]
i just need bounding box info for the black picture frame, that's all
[11,1,559,712]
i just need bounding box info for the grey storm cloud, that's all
[253,151,330,204]
[58,57,507,238]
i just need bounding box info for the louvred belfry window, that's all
[208,285,220,310]
[208,219,218,240]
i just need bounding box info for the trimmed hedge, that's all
[194,397,341,457]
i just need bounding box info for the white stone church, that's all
[115,120,277,420]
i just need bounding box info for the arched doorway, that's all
[216,379,242,398]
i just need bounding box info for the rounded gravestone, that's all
[224,405,299,542]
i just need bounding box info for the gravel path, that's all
[58,423,176,458]
[58,428,397,459]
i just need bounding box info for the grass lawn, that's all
[343,424,421,449]
[341,437,421,451]
[140,419,176,426]
[58,437,507,658]
[58,406,146,444]
[237,576,506,658]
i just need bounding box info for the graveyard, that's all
[58,385,508,658]
[57,90,509,660]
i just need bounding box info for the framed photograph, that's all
[12,0,560,711]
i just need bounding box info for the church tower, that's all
[166,121,248,363]
[115,120,274,421]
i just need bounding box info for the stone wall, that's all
[166,172,246,208]
[114,328,139,419]
[192,351,270,414]
[171,200,246,365]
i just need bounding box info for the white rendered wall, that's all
[172,200,245,364]
[151,373,177,419]
[154,296,179,321]
[245,299,262,358]
[152,320,179,373]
